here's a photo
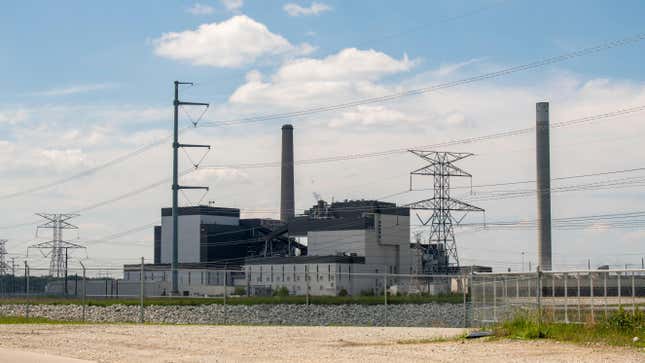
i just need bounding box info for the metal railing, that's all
[470,268,645,326]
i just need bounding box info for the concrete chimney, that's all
[280,124,295,222]
[536,102,552,271]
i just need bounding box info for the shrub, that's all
[359,289,375,296]
[233,286,246,296]
[338,288,348,297]
[272,286,290,297]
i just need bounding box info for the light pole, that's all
[521,251,526,273]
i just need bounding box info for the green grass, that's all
[0,316,75,324]
[0,293,462,307]
[494,309,645,348]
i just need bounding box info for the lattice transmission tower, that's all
[29,213,85,277]
[405,151,484,271]
[0,239,8,275]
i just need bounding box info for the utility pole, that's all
[171,81,209,296]
[406,151,485,272]
[28,214,84,277]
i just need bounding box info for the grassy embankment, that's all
[0,293,462,306]
[494,308,644,348]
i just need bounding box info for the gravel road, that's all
[0,324,641,363]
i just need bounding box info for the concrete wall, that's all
[160,214,238,263]
[244,263,387,296]
[308,230,366,256]
[305,213,413,276]
[365,214,413,274]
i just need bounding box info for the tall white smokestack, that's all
[280,124,295,222]
[536,102,552,271]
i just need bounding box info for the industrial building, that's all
[122,123,462,296]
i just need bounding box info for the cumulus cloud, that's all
[153,15,313,68]
[229,48,415,105]
[328,105,415,128]
[0,109,29,124]
[284,2,331,16]
[220,0,243,12]
[28,83,117,97]
[183,168,250,185]
[186,3,215,15]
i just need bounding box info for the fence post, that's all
[462,274,468,328]
[223,270,228,324]
[537,266,542,327]
[604,272,608,318]
[24,261,30,320]
[305,265,310,306]
[589,272,594,323]
[139,257,144,324]
[383,271,388,306]
[470,270,476,326]
[383,271,388,327]
[632,271,636,313]
[482,276,486,322]
[80,261,86,322]
[563,273,568,323]
[493,277,497,322]
[576,273,581,322]
[617,272,622,308]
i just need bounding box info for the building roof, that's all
[161,205,240,217]
[244,255,366,265]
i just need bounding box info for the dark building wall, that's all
[200,224,265,264]
[154,226,161,264]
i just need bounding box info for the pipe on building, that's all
[536,102,552,271]
[281,124,295,222]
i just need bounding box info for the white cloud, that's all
[183,168,250,185]
[28,83,117,97]
[220,0,243,12]
[431,58,484,78]
[0,109,29,124]
[153,15,313,68]
[284,2,331,16]
[186,3,215,15]
[229,48,415,105]
[328,105,414,129]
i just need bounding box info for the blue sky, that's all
[1,0,645,271]
[2,0,644,105]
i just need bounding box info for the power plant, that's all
[122,123,483,296]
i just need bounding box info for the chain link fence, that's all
[0,262,471,327]
[470,269,645,326]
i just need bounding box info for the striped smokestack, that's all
[280,124,295,222]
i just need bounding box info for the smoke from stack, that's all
[280,124,295,222]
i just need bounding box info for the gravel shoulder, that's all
[0,324,641,363]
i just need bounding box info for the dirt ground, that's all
[0,324,641,363]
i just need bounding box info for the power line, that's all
[199,104,645,170]
[199,32,645,127]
